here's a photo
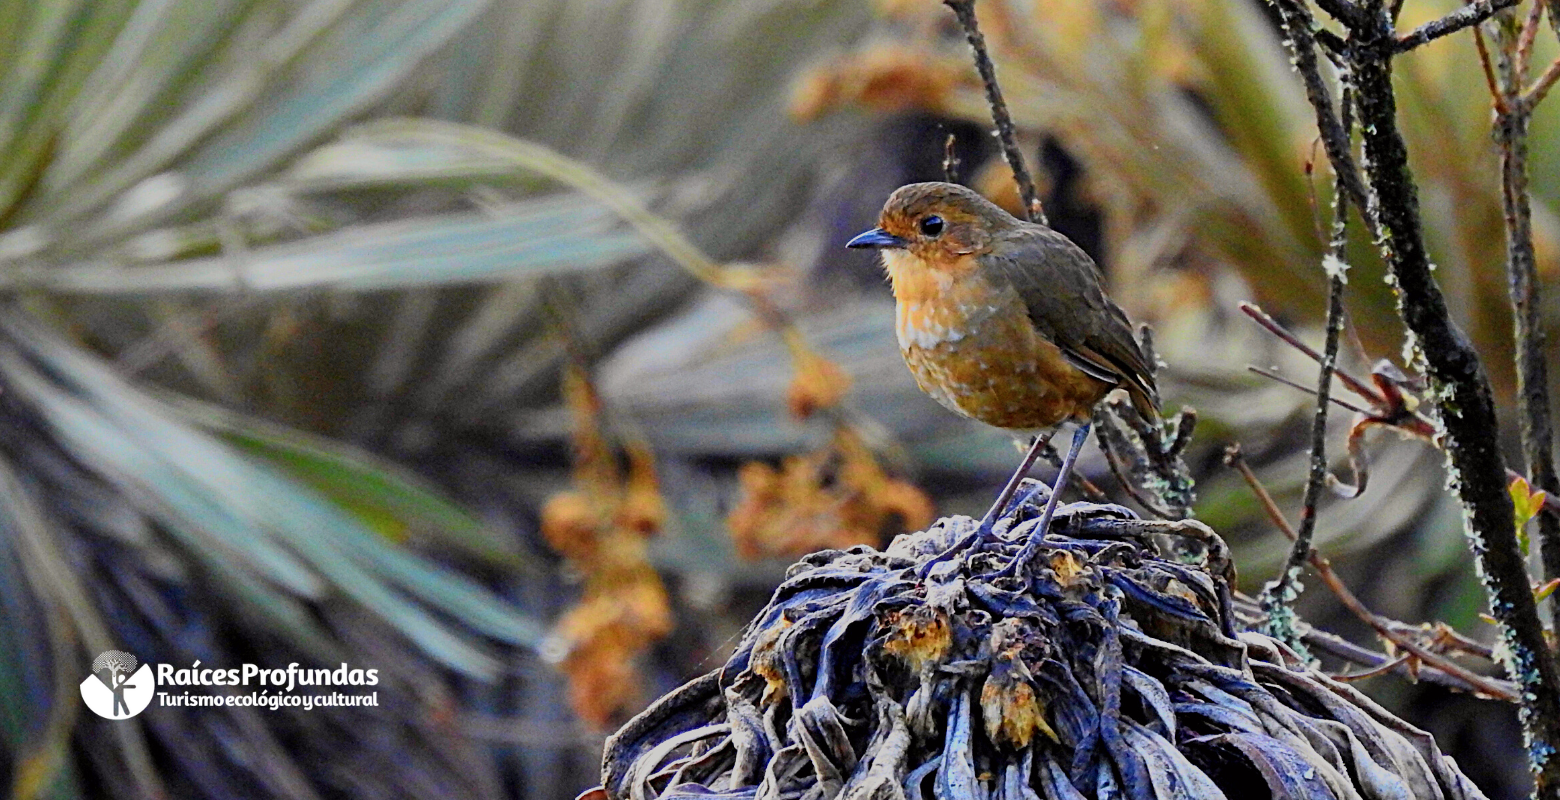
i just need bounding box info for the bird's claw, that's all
[913,520,998,579]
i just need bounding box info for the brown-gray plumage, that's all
[983,223,1160,422]
[852,181,1159,427]
[849,181,1162,565]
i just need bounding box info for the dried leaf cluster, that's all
[599,497,1485,800]
[542,362,673,726]
[728,426,935,561]
[728,342,933,561]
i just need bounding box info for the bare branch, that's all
[1241,302,1384,402]
[1096,425,1177,518]
[943,0,1046,225]
[1316,28,1350,60]
[1265,0,1375,226]
[1474,26,1512,116]
[1261,140,1353,642]
[1295,1,1560,786]
[1516,0,1545,80]
[1334,653,1412,682]
[1527,57,1560,107]
[1225,445,1517,701]
[1247,366,1373,415]
[1296,623,1517,698]
[1392,0,1521,53]
[1309,0,1368,30]
[1486,2,1560,634]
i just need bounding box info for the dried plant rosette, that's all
[595,486,1488,800]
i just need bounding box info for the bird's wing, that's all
[985,227,1160,420]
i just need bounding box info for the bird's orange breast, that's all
[883,249,1110,431]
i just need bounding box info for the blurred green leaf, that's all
[37,0,493,250]
[23,192,649,293]
[173,395,532,572]
[0,312,543,678]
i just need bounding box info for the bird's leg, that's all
[994,422,1091,578]
[914,431,1055,579]
[978,430,1055,534]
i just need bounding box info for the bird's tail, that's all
[1122,377,1161,425]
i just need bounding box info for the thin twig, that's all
[1335,654,1411,682]
[942,133,961,184]
[1474,27,1511,116]
[1265,0,1374,231]
[1254,361,1560,516]
[1247,366,1373,415]
[1225,445,1517,700]
[1382,619,1497,661]
[1311,0,1368,30]
[943,0,1046,225]
[1392,0,1521,52]
[1316,28,1350,60]
[1527,57,1560,107]
[1261,144,1353,641]
[1516,0,1545,80]
[1097,427,1176,518]
[1241,303,1384,401]
[1296,626,1512,695]
[1489,2,1560,634]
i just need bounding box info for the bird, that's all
[846,181,1159,574]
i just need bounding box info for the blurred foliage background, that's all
[0,0,1551,797]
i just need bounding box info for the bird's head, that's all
[846,182,1018,261]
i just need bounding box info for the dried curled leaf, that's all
[597,495,1488,800]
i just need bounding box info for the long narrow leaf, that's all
[170,394,533,572]
[24,192,648,294]
[0,312,544,677]
[38,0,486,250]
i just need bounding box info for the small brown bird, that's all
[847,182,1158,570]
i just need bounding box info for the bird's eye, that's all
[919,215,944,237]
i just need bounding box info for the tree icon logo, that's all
[80,650,154,719]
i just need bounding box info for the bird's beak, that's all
[846,227,909,249]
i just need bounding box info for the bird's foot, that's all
[991,423,1091,579]
[914,521,995,580]
[915,480,1053,580]
[911,508,1017,576]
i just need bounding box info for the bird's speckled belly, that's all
[897,296,1107,431]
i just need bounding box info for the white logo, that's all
[80,650,155,719]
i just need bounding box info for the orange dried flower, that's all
[726,428,933,559]
[882,606,953,673]
[541,362,674,727]
[980,620,1058,749]
[1050,551,1086,587]
[619,443,667,537]
[789,45,967,122]
[785,350,851,420]
[540,490,600,562]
